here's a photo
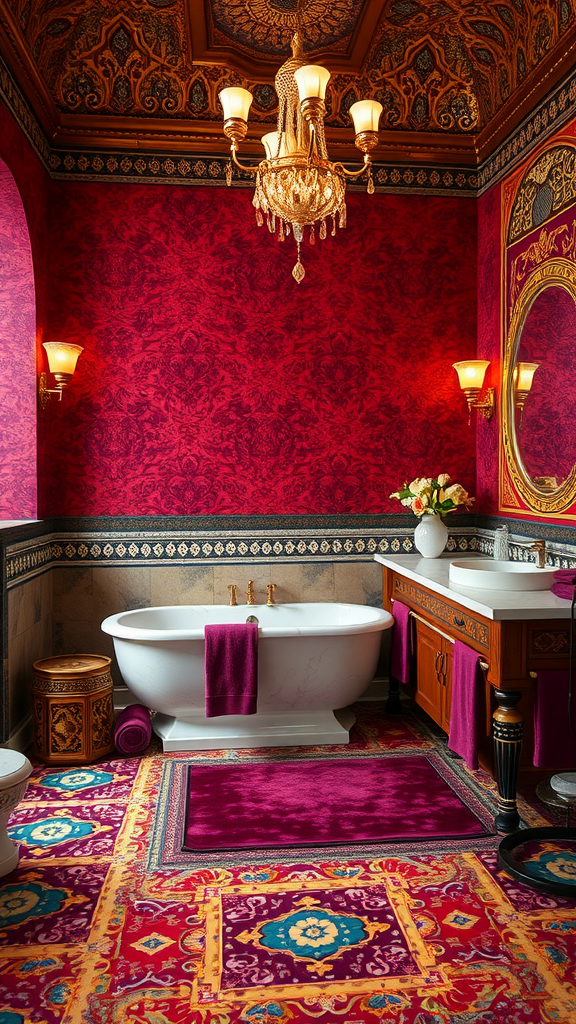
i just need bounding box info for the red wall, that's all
[0,102,49,519]
[38,181,478,516]
[476,182,501,516]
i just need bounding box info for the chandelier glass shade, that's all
[219,33,382,283]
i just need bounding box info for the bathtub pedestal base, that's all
[152,708,356,751]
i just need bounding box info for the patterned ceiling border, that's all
[2,48,576,198]
[477,62,576,194]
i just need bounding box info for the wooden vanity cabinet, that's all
[382,564,570,791]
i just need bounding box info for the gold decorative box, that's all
[32,655,115,766]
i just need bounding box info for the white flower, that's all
[288,916,339,948]
[408,477,430,496]
[437,473,450,486]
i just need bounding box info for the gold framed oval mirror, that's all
[503,257,576,514]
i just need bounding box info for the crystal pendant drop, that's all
[285,223,291,236]
[367,173,374,195]
[339,206,346,229]
[225,161,232,187]
[255,209,264,227]
[292,260,305,283]
[293,223,303,244]
[278,220,285,241]
[309,225,315,245]
[319,219,327,240]
[331,215,337,236]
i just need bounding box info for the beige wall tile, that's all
[333,561,383,606]
[150,566,214,607]
[299,563,335,602]
[9,622,52,733]
[91,566,152,621]
[52,567,94,624]
[213,564,271,607]
[8,573,48,641]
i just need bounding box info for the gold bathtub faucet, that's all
[228,584,238,606]
[266,584,277,606]
[246,580,255,605]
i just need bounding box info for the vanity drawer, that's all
[391,574,490,649]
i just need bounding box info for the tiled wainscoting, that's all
[2,515,576,746]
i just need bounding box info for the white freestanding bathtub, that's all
[101,602,393,751]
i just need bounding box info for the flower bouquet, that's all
[390,474,474,517]
[389,475,474,557]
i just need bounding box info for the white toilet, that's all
[0,749,32,876]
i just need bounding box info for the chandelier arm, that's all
[230,147,261,176]
[332,155,371,179]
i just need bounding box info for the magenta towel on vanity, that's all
[551,570,576,600]
[448,641,485,770]
[533,670,576,769]
[114,704,152,755]
[390,600,412,685]
[204,622,258,717]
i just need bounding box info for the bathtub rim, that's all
[101,601,393,642]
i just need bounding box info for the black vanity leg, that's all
[386,675,402,714]
[492,689,524,833]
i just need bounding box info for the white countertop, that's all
[374,553,573,620]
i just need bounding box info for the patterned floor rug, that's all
[2,702,576,1024]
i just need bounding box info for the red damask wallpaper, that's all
[0,103,49,520]
[475,182,501,517]
[38,182,478,516]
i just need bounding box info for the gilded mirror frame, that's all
[501,140,576,519]
[502,258,576,513]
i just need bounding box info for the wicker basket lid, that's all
[32,654,111,677]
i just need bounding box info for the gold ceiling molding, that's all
[0,1,575,165]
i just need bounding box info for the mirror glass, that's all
[514,284,576,492]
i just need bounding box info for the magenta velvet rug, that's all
[183,754,491,852]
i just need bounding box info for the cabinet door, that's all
[439,638,453,735]
[415,620,445,727]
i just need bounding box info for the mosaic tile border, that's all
[47,150,478,195]
[4,527,478,589]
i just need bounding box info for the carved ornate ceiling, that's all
[0,0,575,164]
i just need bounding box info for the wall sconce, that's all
[513,361,539,424]
[39,342,83,409]
[452,360,495,422]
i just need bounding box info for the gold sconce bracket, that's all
[465,387,495,421]
[38,372,50,410]
[299,96,326,126]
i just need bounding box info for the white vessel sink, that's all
[449,559,555,592]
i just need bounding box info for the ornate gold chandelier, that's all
[219,32,382,283]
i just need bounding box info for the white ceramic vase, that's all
[414,514,448,558]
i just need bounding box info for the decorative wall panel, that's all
[38,182,477,517]
[500,129,576,522]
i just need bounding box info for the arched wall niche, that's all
[0,157,37,519]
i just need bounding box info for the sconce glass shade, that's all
[294,64,331,102]
[261,132,280,159]
[43,342,83,376]
[349,100,383,135]
[219,87,253,122]
[452,360,490,391]
[514,361,540,392]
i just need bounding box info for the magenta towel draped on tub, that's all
[533,670,576,769]
[448,641,485,770]
[390,600,412,686]
[204,622,258,717]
